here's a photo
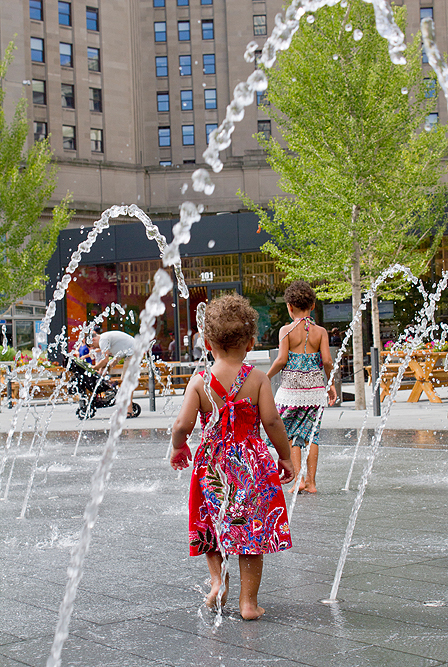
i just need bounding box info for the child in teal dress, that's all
[267,281,336,493]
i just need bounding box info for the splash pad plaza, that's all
[2,0,448,665]
[1,394,448,667]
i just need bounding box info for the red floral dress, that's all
[189,364,292,556]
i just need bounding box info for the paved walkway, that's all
[0,383,447,666]
[1,381,447,434]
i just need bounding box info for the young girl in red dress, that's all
[170,295,294,620]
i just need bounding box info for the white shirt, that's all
[99,331,135,358]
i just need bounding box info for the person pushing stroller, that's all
[90,330,139,419]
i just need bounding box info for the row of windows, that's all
[31,38,101,71]
[30,1,99,30]
[156,53,214,77]
[155,19,214,41]
[157,89,217,111]
[157,120,271,148]
[154,0,213,5]
[32,80,102,111]
[34,122,103,152]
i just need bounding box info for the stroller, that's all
[66,357,141,420]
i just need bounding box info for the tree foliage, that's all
[239,0,448,407]
[0,41,72,308]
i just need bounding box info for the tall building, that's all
[0,0,291,223]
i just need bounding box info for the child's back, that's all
[170,294,294,620]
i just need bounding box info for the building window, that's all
[156,56,168,77]
[420,7,433,20]
[254,49,262,68]
[424,78,436,98]
[160,160,171,166]
[204,88,217,109]
[60,42,73,67]
[182,124,195,145]
[202,20,214,40]
[158,127,171,147]
[253,15,267,36]
[58,2,71,26]
[87,47,100,71]
[155,21,167,42]
[181,90,193,110]
[29,0,43,21]
[178,21,190,41]
[32,80,46,105]
[201,0,213,4]
[61,83,75,108]
[31,38,44,63]
[154,0,165,6]
[91,128,103,152]
[86,7,99,31]
[179,55,192,76]
[62,125,76,150]
[203,54,215,74]
[89,87,102,112]
[33,121,47,142]
[177,0,189,5]
[426,112,438,129]
[157,92,169,112]
[422,44,429,64]
[257,90,269,106]
[206,123,217,144]
[258,120,271,140]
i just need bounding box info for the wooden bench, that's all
[4,377,70,403]
[365,364,415,402]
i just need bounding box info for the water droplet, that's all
[401,87,408,94]
[341,0,348,6]
[208,239,215,248]
[307,14,315,23]
[353,29,363,41]
[345,23,352,31]
[333,54,339,61]
[424,122,431,132]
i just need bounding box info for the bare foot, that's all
[304,483,317,494]
[288,478,305,494]
[206,573,229,610]
[240,603,265,620]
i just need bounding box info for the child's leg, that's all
[205,551,229,609]
[239,554,265,620]
[288,441,306,493]
[304,441,318,493]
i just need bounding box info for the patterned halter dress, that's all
[189,364,292,556]
[274,318,326,449]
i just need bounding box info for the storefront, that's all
[46,212,289,360]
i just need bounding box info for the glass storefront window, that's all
[16,320,34,351]
[182,254,240,285]
[66,264,118,350]
[242,252,287,349]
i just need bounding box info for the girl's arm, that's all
[170,376,201,469]
[266,326,290,380]
[319,328,337,406]
[258,375,294,484]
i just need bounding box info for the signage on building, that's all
[200,271,214,282]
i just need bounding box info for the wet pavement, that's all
[1,417,448,666]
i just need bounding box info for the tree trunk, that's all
[351,222,366,410]
[371,291,382,351]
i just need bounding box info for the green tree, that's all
[239,1,448,409]
[0,41,72,309]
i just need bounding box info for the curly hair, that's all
[204,294,258,351]
[284,280,316,311]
